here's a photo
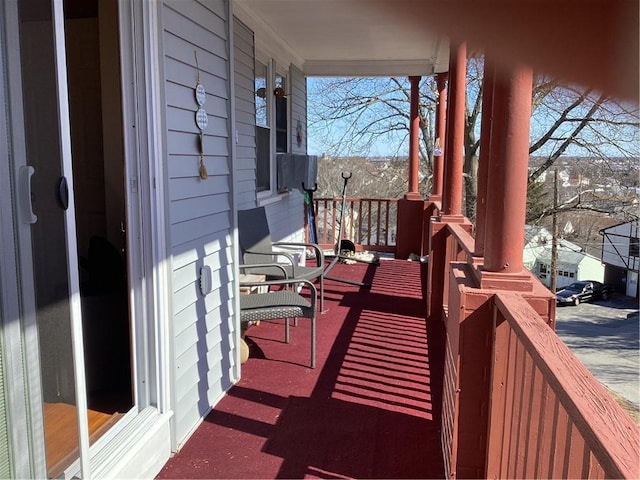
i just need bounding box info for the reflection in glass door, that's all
[17,0,132,476]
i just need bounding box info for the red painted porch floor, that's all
[157,259,445,479]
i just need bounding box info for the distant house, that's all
[524,225,604,289]
[533,249,605,289]
[600,220,640,298]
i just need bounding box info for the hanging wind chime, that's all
[194,51,209,180]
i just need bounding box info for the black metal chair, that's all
[239,270,317,368]
[238,206,325,311]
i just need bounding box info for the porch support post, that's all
[407,75,421,200]
[441,42,466,220]
[430,73,447,201]
[473,60,495,259]
[477,64,534,291]
[396,76,428,259]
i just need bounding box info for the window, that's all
[275,75,288,153]
[539,263,547,274]
[630,237,639,258]
[255,59,269,192]
[254,59,288,194]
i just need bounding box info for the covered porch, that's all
[159,249,638,479]
[161,1,638,478]
[159,259,445,478]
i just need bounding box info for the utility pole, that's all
[550,169,558,292]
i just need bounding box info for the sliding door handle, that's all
[57,176,69,210]
[18,166,37,224]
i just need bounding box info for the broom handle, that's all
[336,172,352,252]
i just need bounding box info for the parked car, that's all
[556,280,614,306]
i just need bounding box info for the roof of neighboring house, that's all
[536,247,601,266]
[524,225,551,244]
[600,219,639,234]
[524,225,582,252]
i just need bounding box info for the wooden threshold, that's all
[44,402,123,479]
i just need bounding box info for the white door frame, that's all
[119,0,173,418]
[0,0,174,477]
[0,0,48,477]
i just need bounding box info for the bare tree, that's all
[307,57,640,224]
[308,77,438,198]
[316,156,409,199]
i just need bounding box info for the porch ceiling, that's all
[233,0,450,77]
[234,0,639,101]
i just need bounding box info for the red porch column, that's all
[431,73,448,201]
[396,76,427,259]
[473,60,495,258]
[442,42,466,219]
[478,64,534,290]
[407,75,421,200]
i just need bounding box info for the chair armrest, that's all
[238,278,317,309]
[272,241,324,266]
[244,248,299,277]
[244,249,297,266]
[239,263,288,277]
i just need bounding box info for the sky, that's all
[305,76,640,160]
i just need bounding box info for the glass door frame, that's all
[50,2,92,475]
[1,0,91,476]
[3,0,173,476]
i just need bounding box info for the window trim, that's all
[255,53,289,200]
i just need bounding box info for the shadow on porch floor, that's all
[157,259,445,479]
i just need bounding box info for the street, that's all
[555,295,639,410]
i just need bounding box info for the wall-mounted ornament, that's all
[194,51,208,180]
[195,83,206,106]
[195,108,208,130]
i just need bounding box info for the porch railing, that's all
[310,198,397,254]
[487,293,639,479]
[431,212,640,479]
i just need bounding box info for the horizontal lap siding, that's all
[233,18,257,211]
[163,0,236,445]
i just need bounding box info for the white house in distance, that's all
[534,249,605,290]
[601,220,640,298]
[523,225,605,289]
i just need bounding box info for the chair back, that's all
[238,207,275,264]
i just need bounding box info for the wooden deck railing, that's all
[430,213,639,479]
[488,293,639,479]
[310,198,397,253]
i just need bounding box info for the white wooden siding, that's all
[233,18,257,210]
[602,221,639,271]
[576,256,605,282]
[162,0,236,446]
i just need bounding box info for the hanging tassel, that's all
[198,131,208,180]
[199,154,208,180]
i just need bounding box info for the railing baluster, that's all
[311,197,398,254]
[358,199,363,245]
[384,200,390,246]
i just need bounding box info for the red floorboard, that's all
[157,259,445,479]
